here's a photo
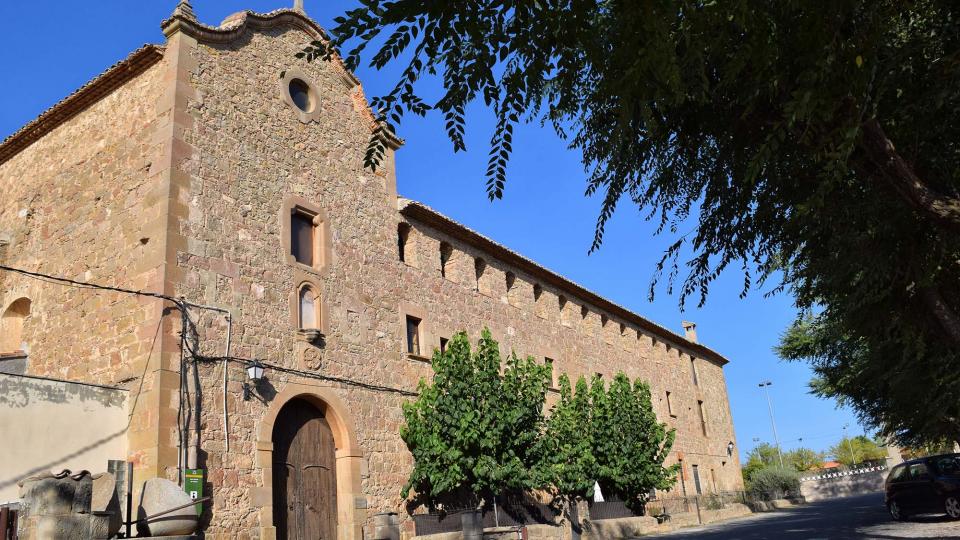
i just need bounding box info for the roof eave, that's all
[398,200,730,366]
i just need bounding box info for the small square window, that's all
[291,210,315,266]
[406,315,422,355]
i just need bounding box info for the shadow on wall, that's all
[0,428,128,495]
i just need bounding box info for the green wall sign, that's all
[184,469,204,516]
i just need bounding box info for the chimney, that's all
[682,321,698,343]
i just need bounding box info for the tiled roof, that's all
[0,44,165,166]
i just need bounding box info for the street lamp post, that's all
[758,380,784,467]
[843,424,856,466]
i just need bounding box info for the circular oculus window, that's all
[289,78,314,113]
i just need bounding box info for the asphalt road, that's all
[643,493,960,539]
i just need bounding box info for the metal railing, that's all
[591,491,749,521]
[412,490,756,534]
[411,495,560,535]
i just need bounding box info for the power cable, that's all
[195,355,419,397]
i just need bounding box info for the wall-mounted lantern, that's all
[243,360,265,400]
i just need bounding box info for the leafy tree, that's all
[400,329,550,505]
[539,374,597,502]
[901,439,957,460]
[741,443,781,482]
[747,467,801,500]
[785,447,825,472]
[830,435,888,467]
[303,1,960,447]
[590,373,677,512]
[777,316,960,448]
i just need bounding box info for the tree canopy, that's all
[400,329,549,503]
[829,435,889,467]
[299,0,960,447]
[589,373,677,511]
[401,329,676,510]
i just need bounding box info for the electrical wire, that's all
[0,264,420,398]
[194,355,419,397]
[0,264,182,306]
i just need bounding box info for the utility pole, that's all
[844,424,856,466]
[759,381,784,467]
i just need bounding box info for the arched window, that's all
[298,286,320,331]
[1,298,31,353]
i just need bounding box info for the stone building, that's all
[0,2,742,538]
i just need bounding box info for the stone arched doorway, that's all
[257,384,364,540]
[272,398,338,539]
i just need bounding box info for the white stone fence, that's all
[799,462,887,483]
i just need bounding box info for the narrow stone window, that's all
[439,242,452,278]
[289,79,313,112]
[406,315,422,355]
[545,357,555,387]
[298,286,320,330]
[581,306,589,320]
[505,271,516,292]
[691,356,699,386]
[698,400,708,436]
[533,283,543,301]
[474,257,486,291]
[439,337,449,354]
[291,209,316,266]
[666,391,675,417]
[559,296,573,326]
[398,223,411,263]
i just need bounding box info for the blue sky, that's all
[0,1,868,460]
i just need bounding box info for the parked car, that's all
[885,453,960,520]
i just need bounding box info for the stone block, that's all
[136,478,199,537]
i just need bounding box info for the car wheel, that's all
[945,496,960,519]
[888,500,906,521]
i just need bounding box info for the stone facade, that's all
[0,5,742,539]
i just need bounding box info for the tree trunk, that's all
[920,287,960,348]
[858,118,960,231]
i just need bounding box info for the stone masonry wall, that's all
[397,219,742,499]
[0,55,179,491]
[0,58,168,384]
[0,10,742,540]
[168,15,741,539]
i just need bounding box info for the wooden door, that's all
[273,399,338,540]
